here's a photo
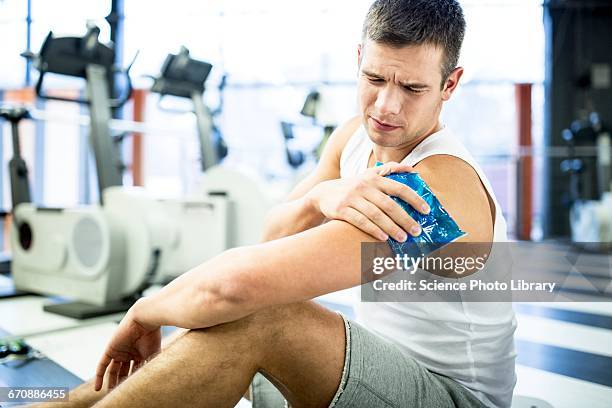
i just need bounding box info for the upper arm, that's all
[284,116,362,201]
[413,155,494,243]
[232,154,494,310]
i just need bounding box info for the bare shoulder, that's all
[414,154,494,242]
[321,115,362,161]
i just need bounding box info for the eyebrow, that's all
[361,69,430,89]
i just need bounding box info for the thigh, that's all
[332,320,487,408]
[250,301,347,408]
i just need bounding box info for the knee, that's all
[185,301,334,344]
[171,305,285,364]
[244,301,334,331]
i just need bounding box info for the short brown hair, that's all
[362,0,466,85]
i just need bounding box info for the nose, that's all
[374,85,402,116]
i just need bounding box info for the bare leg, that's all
[27,329,190,408]
[94,301,346,408]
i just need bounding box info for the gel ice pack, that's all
[381,169,466,257]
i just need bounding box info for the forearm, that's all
[133,248,254,330]
[260,194,325,241]
[131,194,325,330]
[132,219,379,332]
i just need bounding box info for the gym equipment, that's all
[7,28,280,317]
[0,338,34,362]
[0,107,32,209]
[150,46,227,168]
[0,274,21,298]
[0,327,83,390]
[561,112,612,245]
[8,25,170,318]
[149,47,274,257]
[0,109,30,298]
[570,194,612,248]
[560,112,611,205]
[301,89,337,159]
[5,35,273,315]
[147,47,233,274]
[281,88,338,170]
[23,25,132,109]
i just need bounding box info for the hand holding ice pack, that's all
[383,171,466,257]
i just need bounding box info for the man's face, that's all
[357,39,458,149]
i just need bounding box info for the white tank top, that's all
[340,125,517,408]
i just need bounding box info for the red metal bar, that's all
[515,83,533,241]
[131,89,146,186]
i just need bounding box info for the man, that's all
[37,0,516,407]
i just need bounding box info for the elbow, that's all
[195,247,258,325]
[260,207,284,242]
[260,225,276,243]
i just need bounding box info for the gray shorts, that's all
[250,314,487,408]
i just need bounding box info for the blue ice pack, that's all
[381,168,466,257]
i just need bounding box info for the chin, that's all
[367,127,404,147]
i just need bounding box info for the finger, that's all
[340,207,387,241]
[105,359,115,390]
[374,161,414,176]
[367,188,422,238]
[351,198,404,242]
[95,353,112,391]
[107,359,121,390]
[113,362,123,387]
[377,177,430,215]
[118,360,131,384]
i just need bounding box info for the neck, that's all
[371,121,442,165]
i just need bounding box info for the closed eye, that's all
[404,86,427,94]
[367,77,385,84]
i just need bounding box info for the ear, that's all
[357,44,363,68]
[441,67,464,101]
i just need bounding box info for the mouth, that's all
[369,116,401,132]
